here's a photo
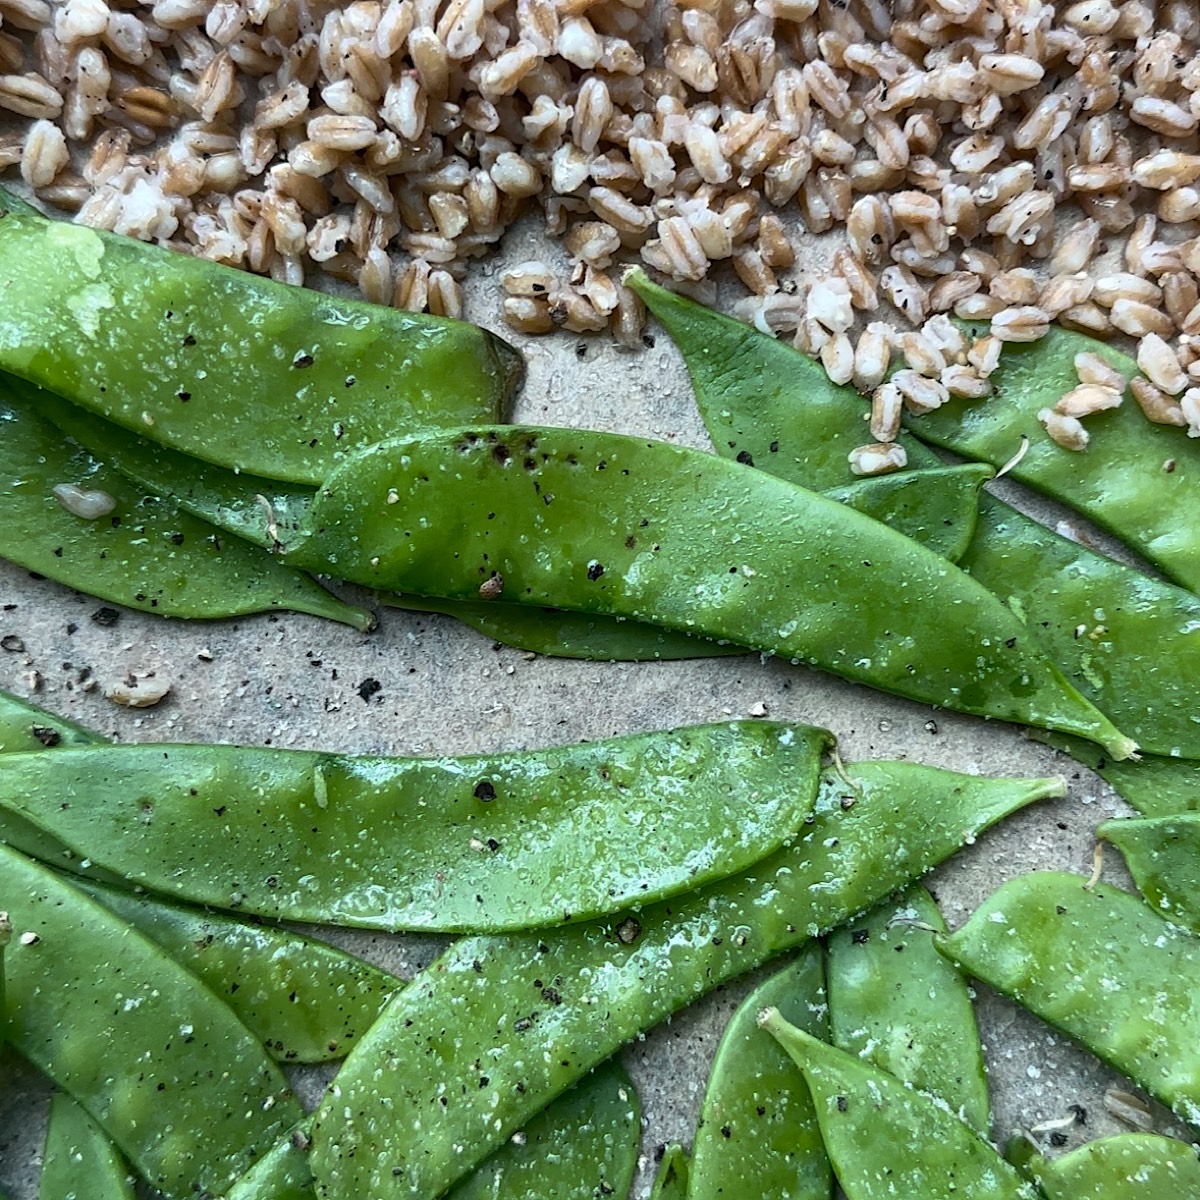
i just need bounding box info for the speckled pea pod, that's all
[760,1012,1039,1200]
[827,884,991,1134]
[650,1147,691,1200]
[936,872,1200,1126]
[903,327,1200,593]
[0,722,826,932]
[0,907,9,1051]
[0,688,95,754]
[287,426,1135,758]
[688,946,832,1200]
[308,762,1062,1199]
[630,274,1200,759]
[0,192,522,486]
[222,1124,315,1200]
[39,1091,135,1200]
[0,381,372,628]
[0,843,301,1198]
[1098,814,1200,932]
[1022,1133,1200,1199]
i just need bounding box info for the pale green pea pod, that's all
[760,1012,1038,1200]
[222,1125,315,1200]
[688,946,832,1200]
[826,884,991,1134]
[1098,813,1200,933]
[0,689,95,754]
[1022,1133,1200,1199]
[39,1091,135,1200]
[650,1147,691,1200]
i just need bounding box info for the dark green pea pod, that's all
[0,688,96,754]
[222,1124,315,1200]
[1023,1133,1200,1199]
[287,425,1135,759]
[0,843,301,1198]
[688,946,832,1200]
[39,1091,135,1200]
[445,1060,641,1200]
[760,1012,1038,1200]
[67,877,400,1063]
[827,884,991,1134]
[308,761,1062,1200]
[0,192,522,486]
[630,273,1200,760]
[650,1146,690,1200]
[0,382,372,628]
[900,327,1200,593]
[1098,814,1200,932]
[936,872,1200,1126]
[0,722,827,932]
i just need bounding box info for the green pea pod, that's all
[445,1060,641,1200]
[1024,1133,1200,1199]
[0,907,9,1051]
[0,193,523,486]
[67,877,400,1063]
[308,762,1062,1199]
[223,1124,315,1200]
[826,884,991,1134]
[0,688,96,754]
[1098,814,1200,932]
[0,381,372,629]
[0,721,826,932]
[936,871,1200,1126]
[0,843,301,1198]
[688,946,832,1200]
[39,1091,135,1200]
[287,425,1135,759]
[901,327,1200,593]
[760,1013,1038,1200]
[651,1147,691,1200]
[630,272,1200,760]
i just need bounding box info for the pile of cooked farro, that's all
[2,0,1200,468]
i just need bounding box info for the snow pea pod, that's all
[1098,814,1200,932]
[223,1124,315,1200]
[0,721,825,932]
[650,1147,691,1200]
[827,884,991,1134]
[905,327,1200,593]
[760,1012,1038,1200]
[688,946,832,1200]
[631,274,1200,759]
[0,381,371,628]
[1023,1133,1200,1199]
[39,1091,135,1200]
[288,425,1134,758]
[0,689,95,755]
[936,872,1200,1126]
[0,192,522,486]
[308,761,1062,1199]
[0,842,301,1198]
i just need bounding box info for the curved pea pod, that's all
[68,877,401,1063]
[0,688,96,754]
[0,194,523,486]
[1098,814,1200,932]
[688,945,832,1200]
[0,721,826,933]
[650,1146,690,1200]
[759,1012,1039,1200]
[222,1124,315,1200]
[288,426,1135,759]
[0,382,372,628]
[39,1091,135,1200]
[0,843,301,1198]
[900,327,1200,593]
[1023,1133,1200,1199]
[1036,735,1199,816]
[936,872,1200,1126]
[308,762,1062,1200]
[827,884,991,1134]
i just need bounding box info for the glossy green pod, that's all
[651,1146,691,1200]
[0,381,371,628]
[0,843,301,1198]
[222,1124,315,1200]
[760,1013,1038,1200]
[631,272,1200,761]
[904,327,1200,593]
[0,689,96,755]
[308,761,1061,1200]
[936,872,1200,1126]
[1025,1134,1200,1199]
[39,1091,135,1200]
[0,194,522,486]
[1098,814,1200,932]
[0,907,9,1051]
[688,946,832,1200]
[0,722,826,932]
[827,884,990,1133]
[288,425,1134,758]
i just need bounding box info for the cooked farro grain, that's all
[1137,333,1188,395]
[1055,384,1124,418]
[991,306,1051,343]
[848,441,907,477]
[1132,377,1189,427]
[1075,351,1128,393]
[1038,407,1090,451]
